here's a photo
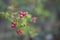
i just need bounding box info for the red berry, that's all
[12,21,16,25]
[16,29,22,35]
[20,11,27,16]
[20,15,23,18]
[19,11,28,18]
[23,12,28,16]
[20,11,24,15]
[32,17,37,23]
[11,24,16,28]
[11,21,16,28]
[23,12,26,16]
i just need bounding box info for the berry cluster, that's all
[16,29,22,35]
[0,10,37,37]
[11,21,16,28]
[11,11,37,35]
[19,11,28,18]
[11,21,22,35]
[11,11,28,35]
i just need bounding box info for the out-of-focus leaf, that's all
[5,12,9,18]
[29,28,37,37]
[21,18,27,25]
[25,14,31,19]
[35,6,43,15]
[21,26,30,35]
[44,10,50,17]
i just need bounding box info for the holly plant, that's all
[0,11,37,37]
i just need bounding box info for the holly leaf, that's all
[21,18,27,25]
[21,26,30,35]
[5,12,9,18]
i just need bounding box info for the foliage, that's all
[0,11,37,37]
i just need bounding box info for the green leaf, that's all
[8,18,13,22]
[21,26,30,35]
[18,24,23,28]
[5,12,9,18]
[25,14,31,19]
[1,12,9,18]
[21,18,27,25]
